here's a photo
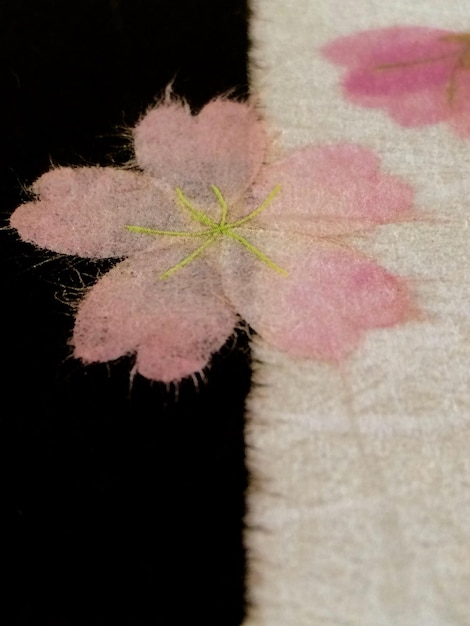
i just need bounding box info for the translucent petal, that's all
[248,145,414,236]
[11,167,187,258]
[221,230,417,362]
[73,249,237,382]
[133,99,267,218]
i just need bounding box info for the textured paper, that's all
[245,2,470,624]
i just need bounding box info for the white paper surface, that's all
[244,2,470,624]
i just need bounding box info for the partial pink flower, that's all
[11,98,417,382]
[323,27,470,137]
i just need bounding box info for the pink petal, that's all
[323,27,455,66]
[248,145,414,236]
[133,99,267,217]
[448,69,470,137]
[10,167,188,258]
[221,231,416,362]
[347,82,452,127]
[73,249,237,382]
[323,27,470,131]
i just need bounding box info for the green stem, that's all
[211,185,228,226]
[230,184,282,228]
[227,230,288,276]
[126,225,211,237]
[159,235,217,280]
[175,188,217,227]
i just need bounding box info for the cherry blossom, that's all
[11,99,417,382]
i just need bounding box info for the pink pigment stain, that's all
[323,27,470,136]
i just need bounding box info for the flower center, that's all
[126,184,287,280]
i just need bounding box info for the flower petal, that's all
[248,145,414,236]
[73,249,237,382]
[447,69,470,137]
[10,167,188,258]
[323,27,466,130]
[323,27,456,83]
[221,231,416,362]
[133,99,267,212]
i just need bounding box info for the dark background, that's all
[1,2,250,624]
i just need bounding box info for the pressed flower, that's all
[10,98,417,382]
[323,26,470,137]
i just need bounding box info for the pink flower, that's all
[10,98,417,383]
[323,27,470,137]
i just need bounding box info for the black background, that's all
[1,2,250,624]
